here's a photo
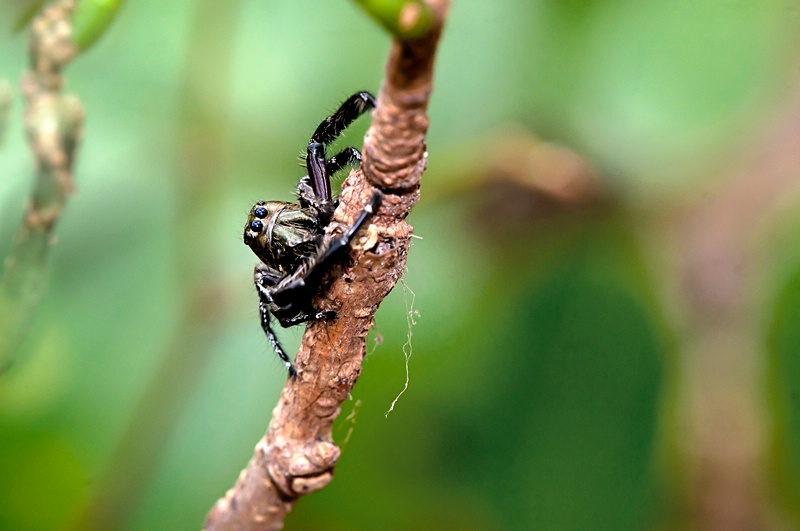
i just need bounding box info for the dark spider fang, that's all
[244,91,381,378]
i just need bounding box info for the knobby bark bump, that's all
[204,1,450,529]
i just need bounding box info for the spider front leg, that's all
[325,147,362,178]
[278,309,337,328]
[306,142,334,210]
[254,263,337,378]
[310,91,376,146]
[254,264,297,378]
[303,91,376,208]
[271,191,383,310]
[304,144,366,217]
[316,191,382,265]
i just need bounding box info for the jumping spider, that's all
[243,91,382,378]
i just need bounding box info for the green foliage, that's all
[352,0,432,39]
[12,0,47,32]
[72,0,127,51]
[768,253,800,520]
[0,425,85,531]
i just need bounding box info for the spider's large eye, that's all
[250,219,264,233]
[254,206,268,219]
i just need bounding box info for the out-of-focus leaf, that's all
[12,0,47,32]
[527,0,796,196]
[0,427,85,530]
[352,0,432,39]
[768,264,800,520]
[490,263,663,529]
[72,0,126,51]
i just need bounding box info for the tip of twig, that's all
[353,0,434,40]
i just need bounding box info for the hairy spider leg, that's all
[315,191,382,266]
[325,147,362,178]
[304,144,364,218]
[305,92,376,204]
[306,142,332,206]
[252,191,380,378]
[279,310,337,327]
[253,264,335,378]
[253,264,297,377]
[304,145,366,214]
[271,191,383,316]
[259,300,296,378]
[310,91,376,146]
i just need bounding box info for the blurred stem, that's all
[422,126,603,207]
[0,80,11,148]
[664,95,800,529]
[352,0,432,39]
[13,0,47,32]
[0,0,82,374]
[71,2,242,530]
[71,0,127,51]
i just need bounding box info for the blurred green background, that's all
[1,0,800,530]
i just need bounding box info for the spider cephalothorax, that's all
[243,91,382,377]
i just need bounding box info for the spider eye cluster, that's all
[251,204,269,232]
[244,201,270,244]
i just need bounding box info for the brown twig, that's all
[204,1,450,529]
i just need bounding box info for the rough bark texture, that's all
[204,2,450,529]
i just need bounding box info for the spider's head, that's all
[243,201,274,257]
[244,200,317,271]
